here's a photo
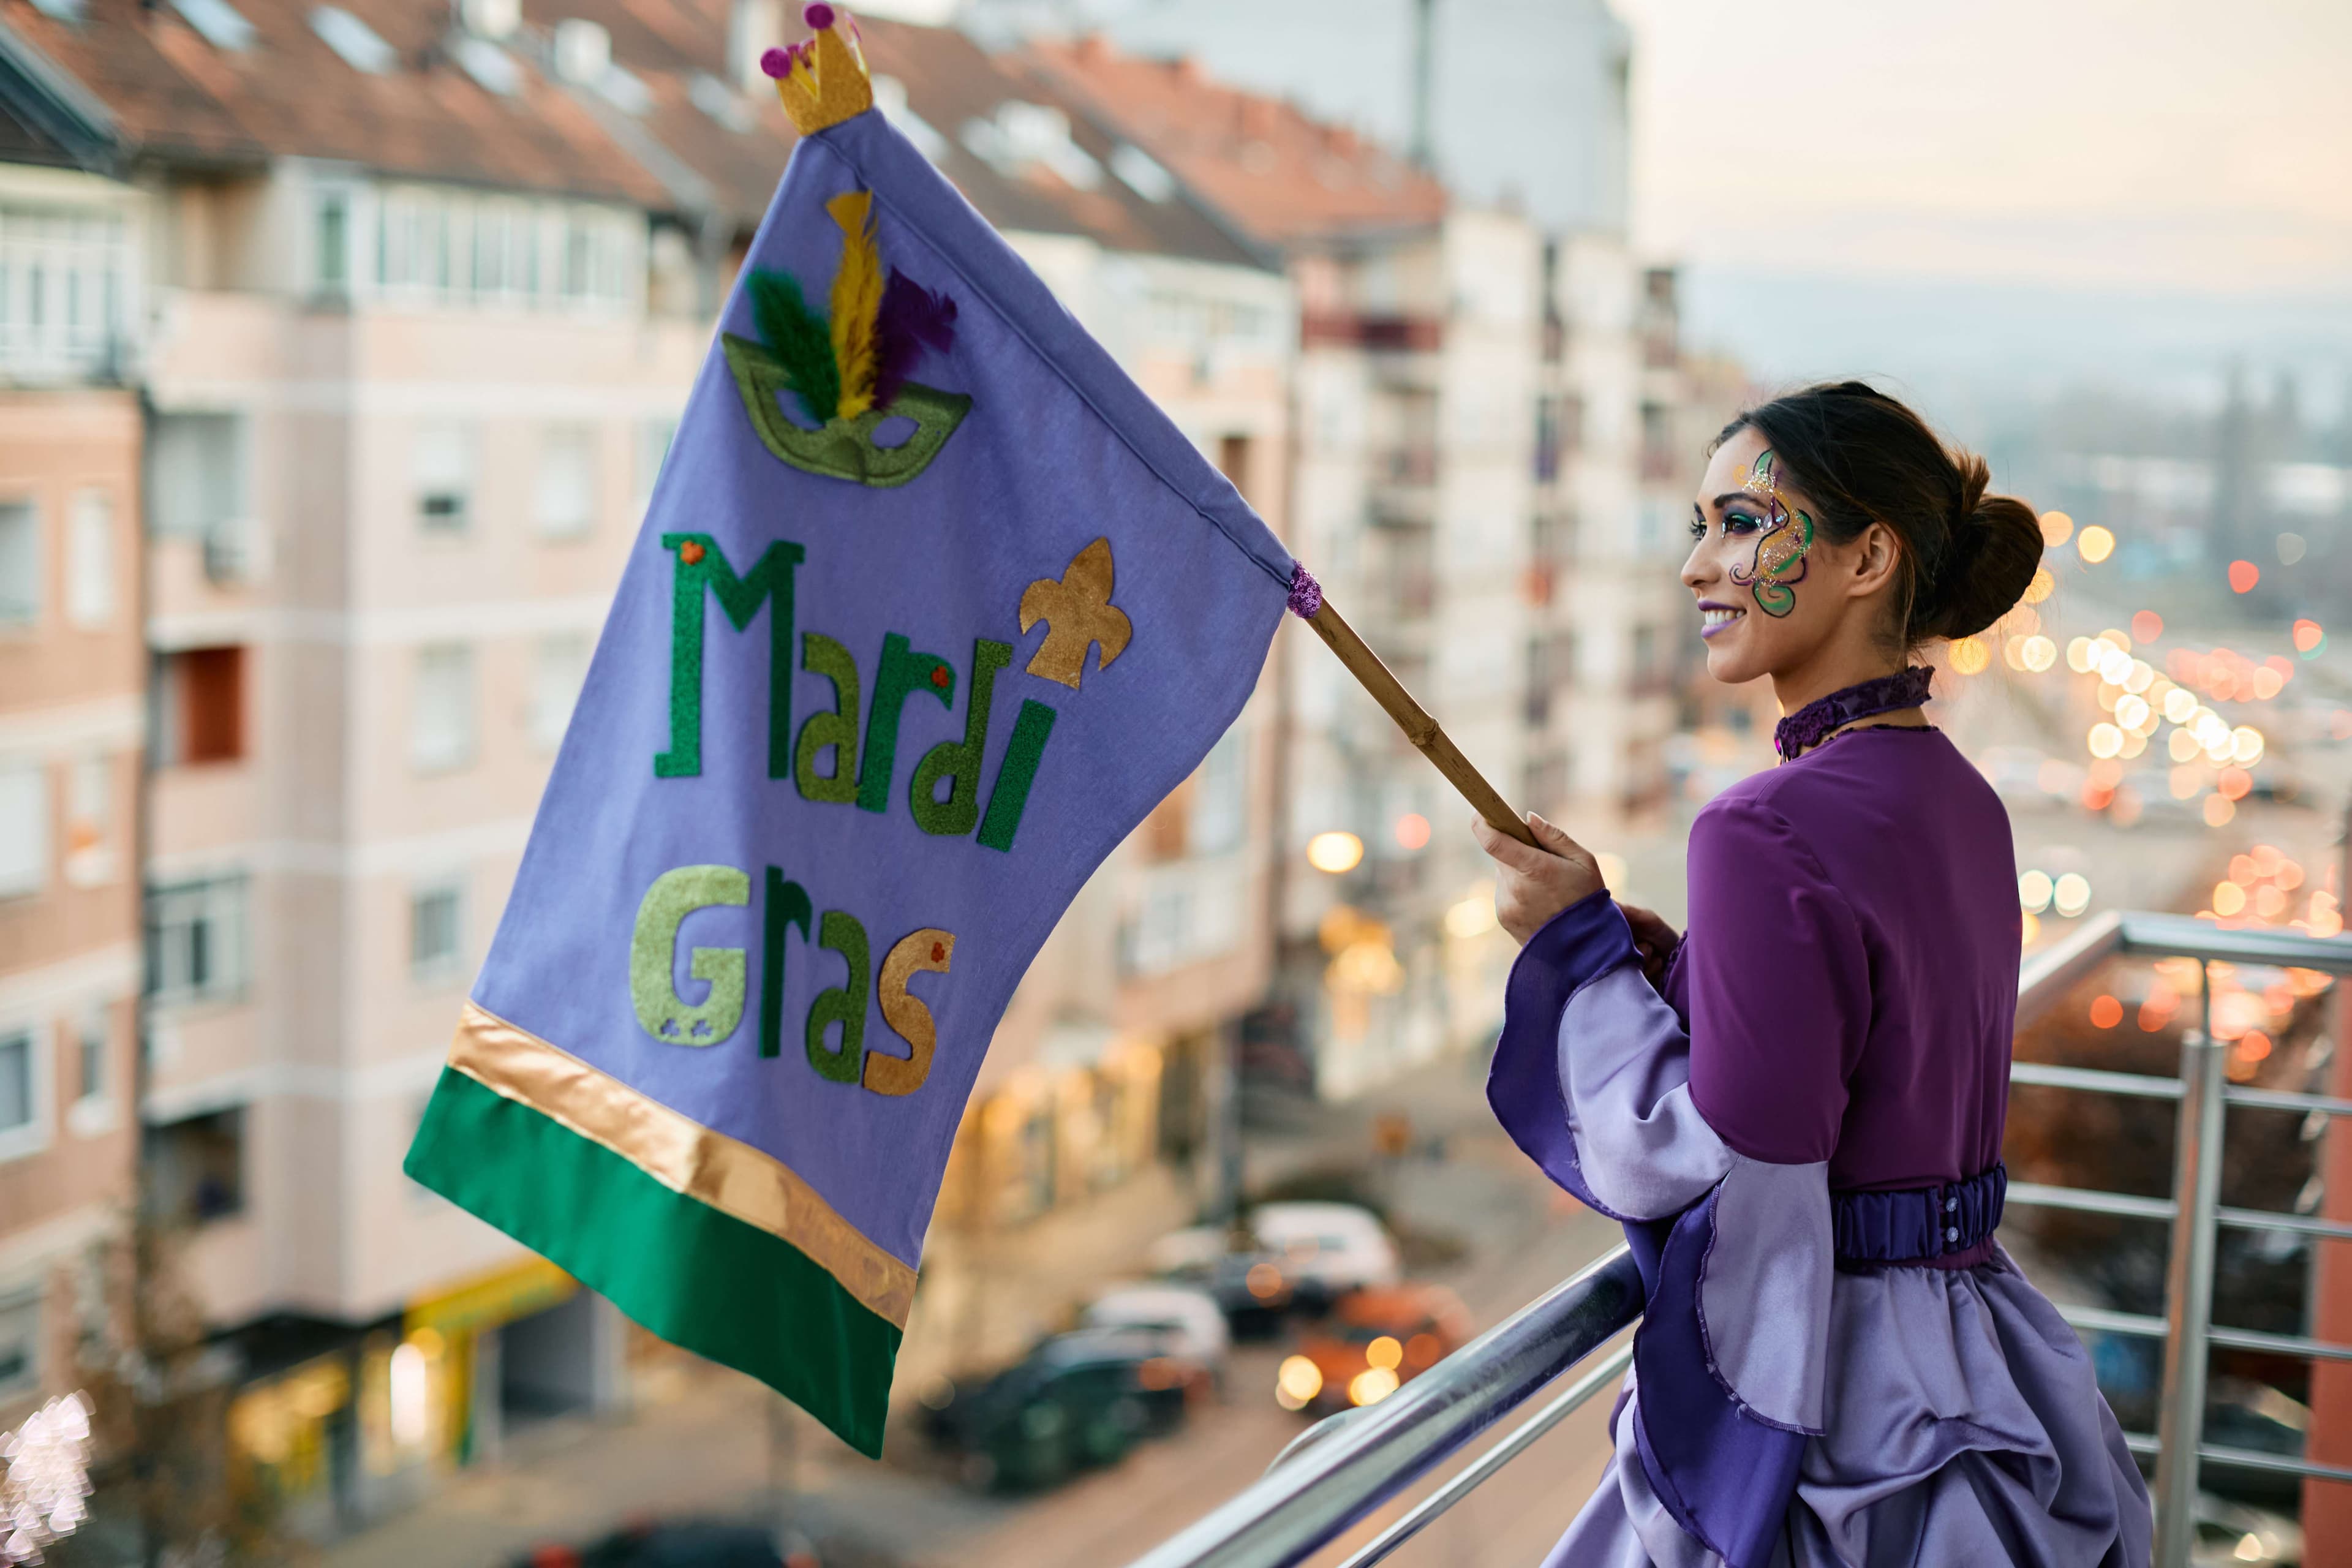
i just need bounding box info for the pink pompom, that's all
[803,2,835,28]
[759,45,792,78]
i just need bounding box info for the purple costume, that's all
[1489,712,2152,1567]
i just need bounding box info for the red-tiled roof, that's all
[1023,33,1446,249]
[1,0,669,204]
[523,2,1265,266]
[1,1,1277,270]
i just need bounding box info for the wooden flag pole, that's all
[1302,596,1542,850]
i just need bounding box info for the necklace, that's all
[1774,666,1935,761]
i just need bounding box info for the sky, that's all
[1610,0,2352,414]
[957,0,2352,420]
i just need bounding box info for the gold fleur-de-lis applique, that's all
[1019,537,1133,689]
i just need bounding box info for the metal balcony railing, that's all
[1122,908,2352,1568]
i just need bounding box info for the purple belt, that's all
[1830,1163,2006,1264]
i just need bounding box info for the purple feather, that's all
[872,269,959,410]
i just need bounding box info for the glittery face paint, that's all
[1726,448,1815,618]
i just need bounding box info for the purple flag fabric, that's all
[406,91,1292,1456]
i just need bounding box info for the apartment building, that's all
[1021,38,1537,1096]
[1,0,1295,1525]
[1,0,707,1533]
[1525,244,1689,826]
[0,143,144,1428]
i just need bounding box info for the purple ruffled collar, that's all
[1774,666,1935,761]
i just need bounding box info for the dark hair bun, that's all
[1918,454,2043,641]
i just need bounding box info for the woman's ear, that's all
[1848,521,1904,600]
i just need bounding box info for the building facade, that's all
[1,0,1299,1529]
[0,145,145,1434]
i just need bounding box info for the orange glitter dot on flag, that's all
[930,942,945,963]
[2089,995,2123,1028]
[680,540,706,565]
[2228,560,2260,593]
[930,665,950,688]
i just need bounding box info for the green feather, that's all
[747,270,840,426]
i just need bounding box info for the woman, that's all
[1475,382,2151,1567]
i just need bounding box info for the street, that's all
[318,1048,1628,1568]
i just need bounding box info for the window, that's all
[65,488,111,626]
[315,190,350,293]
[412,644,477,772]
[0,206,130,376]
[153,646,246,766]
[0,500,37,627]
[563,219,594,299]
[530,632,590,752]
[63,753,109,886]
[0,1287,38,1401]
[146,875,249,1006]
[0,1025,46,1164]
[413,422,475,533]
[146,1108,245,1224]
[174,0,255,51]
[147,412,245,540]
[75,1009,105,1104]
[533,424,598,538]
[1188,727,1248,856]
[312,6,396,74]
[410,883,463,978]
[1217,434,1252,502]
[635,417,676,516]
[0,765,48,899]
[471,202,508,295]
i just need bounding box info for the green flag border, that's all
[405,1065,902,1457]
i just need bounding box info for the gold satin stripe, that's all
[447,1001,917,1329]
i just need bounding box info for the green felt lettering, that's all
[760,868,813,1060]
[654,533,804,780]
[630,865,750,1046]
[856,633,956,816]
[911,639,1012,837]
[805,910,870,1084]
[976,699,1057,853]
[794,633,862,804]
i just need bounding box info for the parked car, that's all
[1152,1203,1401,1330]
[2192,1492,2302,1566]
[1080,1283,1231,1382]
[2203,1378,2311,1505]
[511,1518,809,1567]
[1253,1203,1402,1306]
[921,1327,1195,1490]
[1277,1283,1472,1415]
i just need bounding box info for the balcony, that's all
[1300,312,1444,355]
[1120,911,2352,1568]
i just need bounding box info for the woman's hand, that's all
[1616,902,1681,988]
[1471,812,1607,946]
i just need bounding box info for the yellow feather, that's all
[825,190,883,420]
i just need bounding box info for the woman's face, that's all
[1682,426,1847,686]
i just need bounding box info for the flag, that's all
[402,10,1298,1458]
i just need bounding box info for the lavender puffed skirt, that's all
[1544,1246,2151,1567]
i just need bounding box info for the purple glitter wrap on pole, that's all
[1773,666,1934,761]
[1286,562,1323,620]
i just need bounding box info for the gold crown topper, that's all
[762,4,875,135]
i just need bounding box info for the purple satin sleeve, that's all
[1487,891,1836,1568]
[1484,890,1646,1218]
